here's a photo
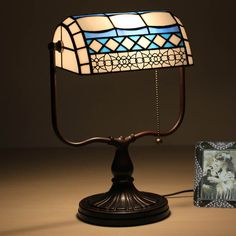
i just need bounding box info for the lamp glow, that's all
[52,11,193,74]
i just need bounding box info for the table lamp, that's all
[48,10,193,226]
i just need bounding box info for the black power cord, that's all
[163,189,193,197]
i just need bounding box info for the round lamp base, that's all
[77,189,170,227]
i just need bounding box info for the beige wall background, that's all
[1,0,236,148]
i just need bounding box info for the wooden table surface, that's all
[0,146,235,236]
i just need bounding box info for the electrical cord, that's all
[162,189,193,197]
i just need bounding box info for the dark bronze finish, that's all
[48,41,186,226]
[78,142,170,226]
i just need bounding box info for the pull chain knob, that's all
[156,138,163,144]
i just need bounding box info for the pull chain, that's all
[155,70,162,144]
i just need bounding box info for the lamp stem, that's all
[78,141,170,226]
[112,143,133,179]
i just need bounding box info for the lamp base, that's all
[77,178,170,226]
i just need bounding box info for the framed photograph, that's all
[194,141,236,208]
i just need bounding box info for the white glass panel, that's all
[153,35,166,47]
[180,26,188,40]
[55,51,62,67]
[144,64,152,69]
[91,60,96,66]
[63,17,74,26]
[77,16,113,31]
[136,51,144,69]
[62,27,73,49]
[110,15,145,28]
[97,67,107,73]
[167,49,176,66]
[175,54,181,60]
[144,56,150,63]
[175,60,185,66]
[111,67,120,72]
[174,16,183,26]
[141,12,176,26]
[69,22,80,34]
[55,51,61,67]
[120,66,130,71]
[74,33,85,48]
[122,38,135,49]
[53,26,61,43]
[90,55,97,60]
[53,26,62,67]
[104,54,113,72]
[77,48,89,64]
[188,56,193,65]
[130,65,139,70]
[105,39,119,50]
[163,61,171,67]
[89,40,103,52]
[80,64,91,74]
[62,49,78,73]
[185,41,192,55]
[169,34,181,46]
[137,36,150,49]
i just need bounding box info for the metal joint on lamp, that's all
[48,10,193,227]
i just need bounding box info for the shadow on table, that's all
[0,220,78,236]
[167,195,193,199]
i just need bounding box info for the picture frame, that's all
[194,141,236,208]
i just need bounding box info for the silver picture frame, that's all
[194,141,236,208]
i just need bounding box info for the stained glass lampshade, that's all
[49,10,193,227]
[52,10,193,74]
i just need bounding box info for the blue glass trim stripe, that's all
[73,14,105,19]
[84,29,117,39]
[97,38,109,44]
[100,47,111,53]
[139,10,167,14]
[149,26,179,34]
[117,28,149,36]
[114,37,124,43]
[106,12,138,15]
[72,10,168,19]
[161,33,171,39]
[148,43,159,49]
[87,32,184,54]
[129,36,140,42]
[164,42,174,48]
[137,11,150,14]
[132,45,143,50]
[89,49,96,54]
[176,33,182,38]
[117,45,128,51]
[145,35,156,41]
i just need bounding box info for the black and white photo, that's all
[194,142,236,208]
[201,151,236,201]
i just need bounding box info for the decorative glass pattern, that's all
[52,10,193,75]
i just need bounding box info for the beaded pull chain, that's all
[155,70,162,144]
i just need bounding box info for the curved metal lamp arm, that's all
[49,42,185,147]
[48,42,111,147]
[134,67,185,141]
